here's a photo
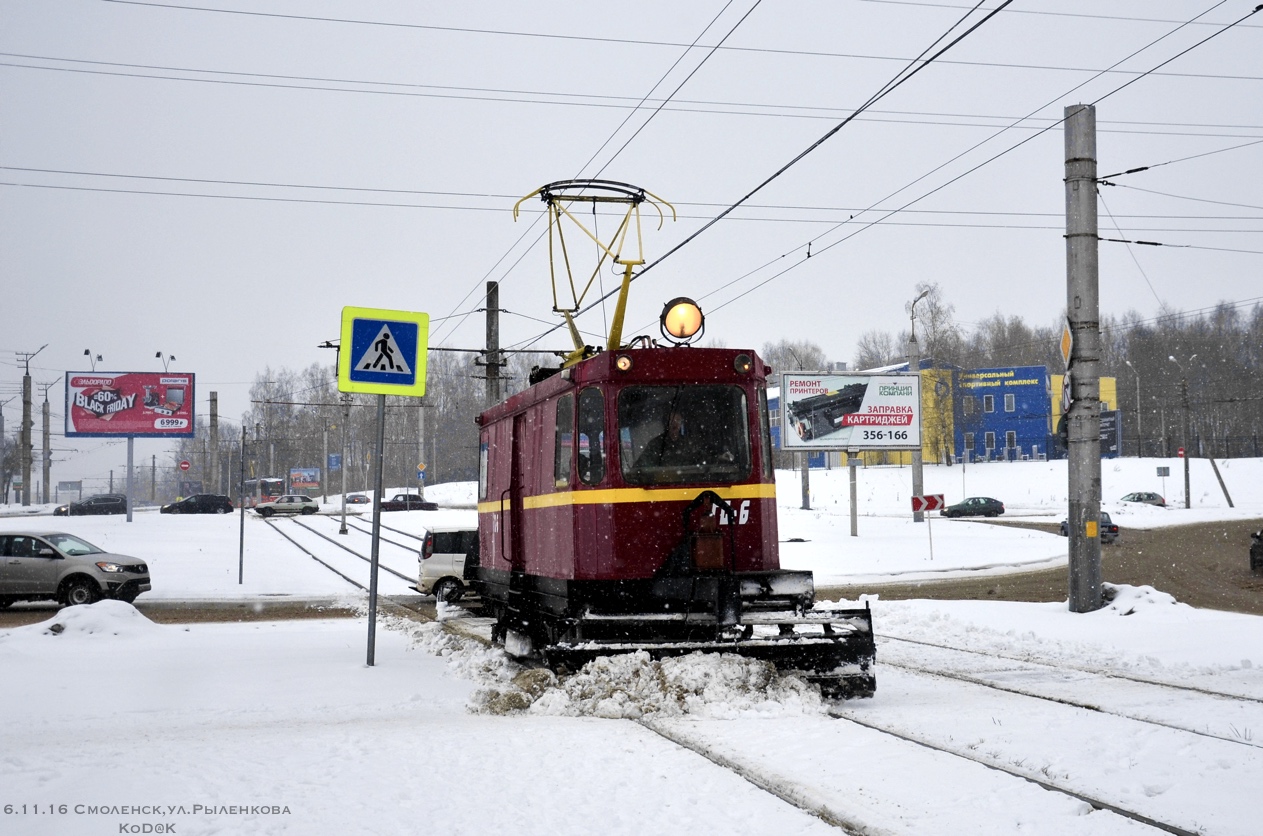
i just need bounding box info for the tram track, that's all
[285,517,415,584]
[343,516,427,550]
[876,634,1263,750]
[878,631,1263,705]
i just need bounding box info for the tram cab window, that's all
[577,388,605,486]
[618,385,751,485]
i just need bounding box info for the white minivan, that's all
[418,526,479,602]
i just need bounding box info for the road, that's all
[819,517,1263,616]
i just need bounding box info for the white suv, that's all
[255,495,319,517]
[418,527,478,602]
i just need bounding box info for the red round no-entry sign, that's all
[179,460,191,471]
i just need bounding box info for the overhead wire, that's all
[428,0,760,348]
[8,51,1263,138]
[505,0,1014,351]
[692,1,1258,321]
[96,1,1263,80]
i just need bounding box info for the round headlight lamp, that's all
[659,297,705,345]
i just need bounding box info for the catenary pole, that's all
[1064,104,1103,613]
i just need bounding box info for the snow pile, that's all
[1,599,163,640]
[391,614,827,718]
[523,651,826,719]
[1099,582,1181,616]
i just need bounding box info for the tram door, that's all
[508,413,527,572]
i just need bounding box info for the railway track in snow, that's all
[878,631,1263,705]
[261,518,431,621]
[875,634,1263,750]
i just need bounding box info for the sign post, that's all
[911,494,945,560]
[338,306,429,666]
[781,372,922,531]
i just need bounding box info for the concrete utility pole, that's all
[1124,360,1141,456]
[484,281,503,407]
[0,398,11,504]
[209,392,219,494]
[40,382,54,504]
[908,289,930,523]
[1064,103,1103,614]
[1169,354,1197,509]
[16,346,46,506]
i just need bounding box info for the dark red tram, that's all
[469,180,875,697]
[473,343,875,697]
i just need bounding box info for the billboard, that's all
[65,372,196,438]
[780,372,921,451]
[290,467,320,489]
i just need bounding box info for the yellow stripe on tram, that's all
[476,483,776,514]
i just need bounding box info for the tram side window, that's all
[554,394,574,488]
[758,388,774,480]
[577,388,605,485]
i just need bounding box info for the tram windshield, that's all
[618,385,751,485]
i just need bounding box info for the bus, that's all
[240,478,285,508]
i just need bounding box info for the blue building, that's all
[954,365,1051,461]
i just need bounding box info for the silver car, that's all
[254,494,319,517]
[0,531,151,607]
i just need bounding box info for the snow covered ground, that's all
[2,458,1261,835]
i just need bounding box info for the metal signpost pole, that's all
[238,426,246,584]
[126,437,134,522]
[367,394,386,667]
[849,454,859,537]
[339,398,349,535]
[337,305,430,666]
[908,289,929,523]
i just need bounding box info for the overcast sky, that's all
[2,0,1261,490]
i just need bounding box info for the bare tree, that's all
[760,339,829,374]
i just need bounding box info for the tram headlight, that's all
[659,297,704,345]
[734,354,753,374]
[615,355,633,372]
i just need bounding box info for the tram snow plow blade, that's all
[539,603,876,700]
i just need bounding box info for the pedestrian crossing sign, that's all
[337,306,429,396]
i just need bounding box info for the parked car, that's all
[1120,491,1166,507]
[380,493,438,512]
[52,494,128,517]
[1251,530,1263,572]
[346,494,370,505]
[941,497,1005,518]
[160,494,234,515]
[0,531,151,607]
[1059,512,1120,544]
[418,526,479,602]
[254,495,319,517]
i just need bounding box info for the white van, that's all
[418,526,479,602]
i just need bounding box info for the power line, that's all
[688,2,1260,323]
[1098,138,1263,179]
[96,1,1263,81]
[429,0,761,348]
[1100,182,1263,212]
[8,164,1263,225]
[855,0,1263,29]
[8,51,1263,137]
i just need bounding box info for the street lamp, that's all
[1168,354,1197,510]
[155,352,176,372]
[908,289,930,522]
[84,349,102,372]
[1123,360,1141,457]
